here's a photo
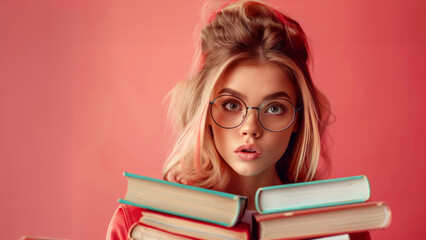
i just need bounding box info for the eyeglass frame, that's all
[209,94,301,132]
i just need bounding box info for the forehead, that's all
[215,63,297,103]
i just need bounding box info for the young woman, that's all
[107,1,370,239]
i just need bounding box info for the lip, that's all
[235,144,263,161]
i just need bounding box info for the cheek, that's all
[210,126,234,158]
[263,131,293,159]
[211,127,225,145]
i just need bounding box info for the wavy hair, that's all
[163,0,331,190]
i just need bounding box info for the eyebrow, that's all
[217,88,292,101]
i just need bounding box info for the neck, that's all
[227,168,283,210]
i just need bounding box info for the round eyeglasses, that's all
[209,95,300,132]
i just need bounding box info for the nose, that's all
[239,109,263,138]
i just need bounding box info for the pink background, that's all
[1,0,425,239]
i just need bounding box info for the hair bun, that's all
[201,1,309,63]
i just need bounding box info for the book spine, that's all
[119,199,239,227]
[252,213,259,240]
[254,189,263,213]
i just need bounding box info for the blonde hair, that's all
[163,0,331,190]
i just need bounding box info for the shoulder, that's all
[106,204,143,240]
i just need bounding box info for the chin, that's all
[225,159,276,178]
[232,167,267,177]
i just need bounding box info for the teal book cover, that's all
[119,172,247,227]
[255,175,371,214]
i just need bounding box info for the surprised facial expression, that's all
[210,63,298,178]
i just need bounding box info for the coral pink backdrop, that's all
[1,0,425,239]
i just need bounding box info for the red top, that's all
[106,204,371,240]
[106,204,142,240]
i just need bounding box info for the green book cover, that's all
[119,172,247,227]
[255,175,371,214]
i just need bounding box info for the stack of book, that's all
[252,175,391,239]
[119,173,391,240]
[119,172,251,240]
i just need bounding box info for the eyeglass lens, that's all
[210,95,296,132]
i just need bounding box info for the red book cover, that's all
[253,201,391,240]
[136,208,250,240]
[129,222,199,240]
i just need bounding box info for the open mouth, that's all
[242,149,257,153]
[235,144,262,160]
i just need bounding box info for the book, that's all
[119,172,247,227]
[252,201,391,240]
[129,222,197,240]
[312,234,350,240]
[255,175,370,214]
[129,208,250,240]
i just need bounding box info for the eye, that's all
[223,101,242,111]
[265,103,286,115]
